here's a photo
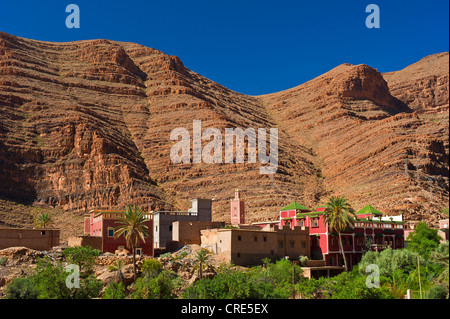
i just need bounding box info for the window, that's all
[311,218,319,227]
[107,227,114,237]
[136,248,142,255]
[40,231,46,235]
[299,219,305,227]
[278,241,283,248]
[329,257,334,265]
[348,237,352,246]
[290,241,295,248]
[169,225,172,231]
[155,226,158,232]
[237,253,241,258]
[301,241,306,248]
[238,235,242,241]
[331,237,337,246]
[254,236,258,242]
[263,236,267,242]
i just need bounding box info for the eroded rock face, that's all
[0,31,448,226]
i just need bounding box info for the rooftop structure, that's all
[153,198,212,249]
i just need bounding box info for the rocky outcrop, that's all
[0,31,448,227]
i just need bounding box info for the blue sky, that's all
[0,0,448,95]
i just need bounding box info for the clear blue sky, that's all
[0,0,448,95]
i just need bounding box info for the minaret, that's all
[230,189,245,225]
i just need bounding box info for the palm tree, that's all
[193,248,211,279]
[110,259,125,286]
[323,195,355,271]
[34,212,53,228]
[114,205,152,280]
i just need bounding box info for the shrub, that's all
[0,257,7,266]
[5,277,38,299]
[141,258,163,277]
[426,285,448,299]
[130,270,182,299]
[299,255,309,267]
[5,257,102,299]
[103,282,127,299]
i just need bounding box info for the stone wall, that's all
[67,235,102,251]
[172,221,223,248]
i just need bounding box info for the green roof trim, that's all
[280,201,310,212]
[296,212,322,218]
[356,205,383,216]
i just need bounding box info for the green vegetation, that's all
[64,245,101,274]
[192,248,211,279]
[323,195,356,271]
[5,256,102,299]
[406,222,443,258]
[34,212,53,228]
[183,258,302,299]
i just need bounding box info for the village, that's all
[1,189,448,298]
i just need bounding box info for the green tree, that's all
[324,195,355,271]
[407,222,443,258]
[108,259,125,286]
[64,245,100,275]
[34,212,53,228]
[114,205,152,280]
[193,248,211,279]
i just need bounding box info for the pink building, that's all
[230,189,245,226]
[84,210,153,256]
[279,203,405,270]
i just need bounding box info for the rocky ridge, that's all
[0,31,448,227]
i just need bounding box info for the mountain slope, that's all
[0,32,448,226]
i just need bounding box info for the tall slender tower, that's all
[230,189,245,225]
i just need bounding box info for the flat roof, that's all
[0,227,60,231]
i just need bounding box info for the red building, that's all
[279,203,405,270]
[84,209,153,256]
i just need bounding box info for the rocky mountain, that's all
[0,32,448,227]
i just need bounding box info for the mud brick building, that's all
[201,225,310,266]
[153,198,212,249]
[0,227,60,251]
[171,220,224,247]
